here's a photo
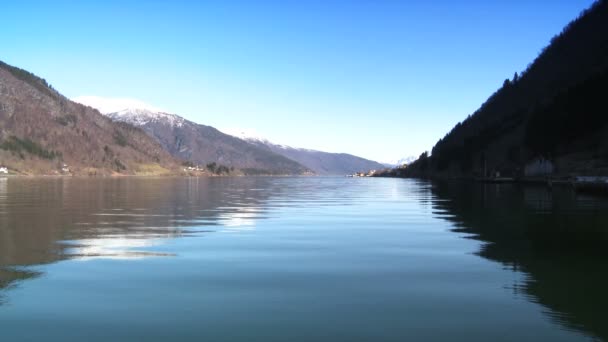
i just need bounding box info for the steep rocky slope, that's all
[100,108,311,175]
[0,61,179,175]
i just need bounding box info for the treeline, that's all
[0,61,59,100]
[0,136,61,160]
[405,0,608,177]
[241,168,289,176]
[182,161,235,175]
[206,162,233,175]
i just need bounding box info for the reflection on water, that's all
[430,181,608,341]
[0,177,275,299]
[0,177,606,341]
[0,178,269,264]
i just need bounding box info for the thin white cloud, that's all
[71,95,165,114]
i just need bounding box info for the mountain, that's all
[92,107,310,175]
[257,142,385,175]
[403,0,608,178]
[382,156,417,168]
[0,61,179,175]
[228,130,385,175]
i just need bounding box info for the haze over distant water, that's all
[0,1,596,161]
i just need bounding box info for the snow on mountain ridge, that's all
[106,108,186,128]
[383,156,418,166]
[71,96,185,127]
[224,130,315,151]
[221,128,274,145]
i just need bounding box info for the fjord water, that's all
[0,177,606,341]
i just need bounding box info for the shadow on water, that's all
[429,180,608,341]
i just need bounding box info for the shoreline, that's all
[0,173,318,178]
[372,174,608,196]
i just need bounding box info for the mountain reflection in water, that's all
[430,181,608,340]
[0,178,272,292]
[0,177,606,341]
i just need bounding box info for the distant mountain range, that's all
[100,108,310,175]
[0,61,178,175]
[228,130,385,175]
[75,103,386,176]
[0,59,385,176]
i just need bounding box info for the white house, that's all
[0,166,8,174]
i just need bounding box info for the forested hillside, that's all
[0,61,179,175]
[405,0,608,178]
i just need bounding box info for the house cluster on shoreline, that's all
[348,169,381,177]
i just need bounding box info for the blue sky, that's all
[1,0,596,162]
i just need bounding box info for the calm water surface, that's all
[0,177,606,341]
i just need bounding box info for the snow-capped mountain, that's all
[384,156,417,167]
[74,96,384,175]
[223,128,309,151]
[222,128,271,144]
[105,108,186,128]
[114,109,309,174]
[72,97,310,175]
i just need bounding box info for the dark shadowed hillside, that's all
[0,61,179,175]
[404,0,608,178]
